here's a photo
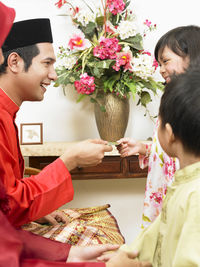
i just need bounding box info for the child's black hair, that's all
[159,67,200,156]
[155,25,200,67]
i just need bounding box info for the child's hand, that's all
[104,251,152,267]
[117,138,145,157]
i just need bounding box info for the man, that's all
[0,17,113,227]
[0,4,152,266]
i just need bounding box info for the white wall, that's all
[3,0,200,243]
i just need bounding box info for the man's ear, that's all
[165,123,175,144]
[7,52,23,73]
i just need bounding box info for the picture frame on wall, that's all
[20,123,43,145]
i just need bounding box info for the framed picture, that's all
[20,123,43,145]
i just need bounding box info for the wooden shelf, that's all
[29,155,147,180]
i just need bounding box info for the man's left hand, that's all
[35,210,69,225]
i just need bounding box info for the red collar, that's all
[0,89,19,119]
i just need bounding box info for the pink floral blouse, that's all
[139,120,179,228]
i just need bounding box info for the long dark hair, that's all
[155,25,200,67]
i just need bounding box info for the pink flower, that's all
[164,162,170,176]
[74,6,79,16]
[142,50,151,56]
[148,163,152,173]
[107,0,125,15]
[164,185,168,195]
[70,6,79,17]
[153,58,159,70]
[113,51,132,71]
[144,19,152,27]
[104,21,117,35]
[74,73,96,95]
[163,159,175,179]
[93,37,121,60]
[150,192,162,204]
[68,34,89,51]
[55,0,67,8]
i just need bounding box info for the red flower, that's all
[73,6,79,16]
[107,0,125,15]
[93,37,121,60]
[113,51,132,71]
[68,33,88,51]
[144,19,152,27]
[55,0,67,9]
[153,58,159,70]
[74,73,96,95]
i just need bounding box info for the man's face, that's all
[17,43,57,103]
[0,48,4,65]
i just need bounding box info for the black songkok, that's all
[2,18,53,52]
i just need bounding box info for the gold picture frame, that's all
[20,123,43,145]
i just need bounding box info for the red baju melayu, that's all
[0,89,74,226]
[0,210,105,267]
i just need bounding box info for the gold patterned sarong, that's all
[22,204,125,246]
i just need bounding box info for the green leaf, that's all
[100,105,106,112]
[140,80,156,93]
[125,0,131,9]
[96,16,104,26]
[80,0,94,13]
[95,60,115,69]
[147,78,165,93]
[77,94,86,103]
[53,81,60,87]
[90,97,97,103]
[159,152,164,163]
[157,81,165,91]
[55,67,82,87]
[140,91,152,107]
[93,67,104,78]
[81,47,93,73]
[124,82,136,100]
[123,34,143,50]
[142,214,151,222]
[136,99,141,106]
[87,59,114,71]
[80,22,96,39]
[104,74,120,92]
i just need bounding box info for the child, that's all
[117,25,200,228]
[107,68,200,266]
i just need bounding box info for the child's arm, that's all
[117,138,152,169]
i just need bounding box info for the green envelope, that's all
[107,141,119,146]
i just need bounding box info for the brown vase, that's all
[94,93,129,141]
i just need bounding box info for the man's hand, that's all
[60,139,113,171]
[105,251,152,267]
[67,244,119,262]
[35,210,69,225]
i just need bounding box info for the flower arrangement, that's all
[54,0,163,113]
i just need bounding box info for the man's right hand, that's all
[105,251,152,267]
[60,139,112,171]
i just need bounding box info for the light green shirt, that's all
[121,161,200,266]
